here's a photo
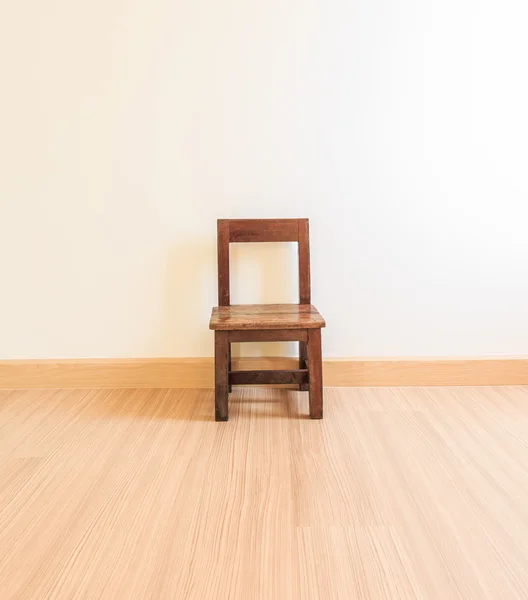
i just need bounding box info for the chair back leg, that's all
[299,340,309,391]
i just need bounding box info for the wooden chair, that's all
[209,218,326,421]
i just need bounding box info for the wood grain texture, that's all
[217,219,231,306]
[308,328,323,418]
[1,386,528,598]
[228,329,308,342]
[299,341,309,391]
[228,344,232,393]
[215,218,312,309]
[215,331,229,420]
[229,369,308,386]
[0,358,216,389]
[298,218,311,304]
[213,218,323,417]
[210,304,326,330]
[227,218,300,243]
[322,357,528,386]
[2,357,528,389]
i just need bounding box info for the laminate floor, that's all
[1,386,528,599]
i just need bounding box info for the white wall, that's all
[1,0,527,359]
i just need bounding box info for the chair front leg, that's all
[307,328,323,419]
[228,343,232,393]
[215,331,229,421]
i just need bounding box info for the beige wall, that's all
[1,0,528,359]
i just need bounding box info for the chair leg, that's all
[299,341,309,391]
[215,331,229,421]
[307,329,323,419]
[228,343,232,393]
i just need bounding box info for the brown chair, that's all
[209,218,326,421]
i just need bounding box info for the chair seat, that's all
[209,303,326,331]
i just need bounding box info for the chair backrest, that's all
[217,218,311,306]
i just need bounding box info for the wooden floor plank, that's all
[1,386,528,599]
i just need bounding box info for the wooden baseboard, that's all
[323,357,528,387]
[0,356,527,389]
